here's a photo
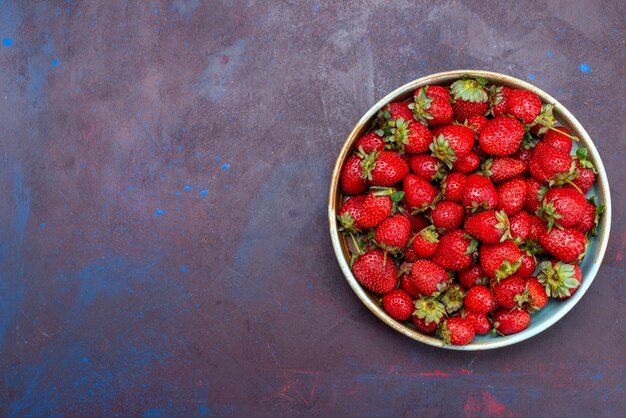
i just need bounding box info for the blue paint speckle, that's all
[83,357,89,363]
[155,209,165,216]
[594,373,600,381]
[547,51,553,58]
[39,223,45,229]
[154,8,158,13]
[52,59,59,66]
[3,38,13,47]
[128,185,136,191]
[181,266,187,273]
[221,163,230,170]
[175,192,181,197]
[528,73,536,81]
[579,63,591,73]
[307,283,313,289]
[215,154,220,161]
[176,145,184,151]
[199,189,209,196]
[183,186,191,191]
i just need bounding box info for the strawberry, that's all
[412,225,439,258]
[379,102,414,125]
[412,315,439,335]
[463,285,495,314]
[491,275,526,309]
[515,251,536,279]
[355,132,385,153]
[479,116,525,156]
[529,103,556,136]
[338,195,367,233]
[461,174,498,212]
[403,174,438,212]
[431,201,464,233]
[359,192,393,228]
[513,147,533,174]
[539,227,587,263]
[404,122,434,154]
[425,85,450,100]
[516,277,549,312]
[410,259,450,296]
[482,157,526,183]
[496,176,527,216]
[524,177,546,213]
[441,283,465,315]
[507,89,542,124]
[399,262,420,297]
[492,308,530,335]
[577,198,603,236]
[537,260,581,299]
[528,214,548,242]
[360,150,409,186]
[441,172,466,203]
[351,249,398,294]
[452,152,481,174]
[450,77,489,122]
[464,210,510,244]
[464,311,491,335]
[538,187,586,230]
[409,154,444,182]
[431,229,478,271]
[341,154,368,195]
[543,127,573,154]
[571,148,597,193]
[441,317,475,345]
[375,214,412,252]
[430,125,475,168]
[479,240,522,280]
[410,87,454,126]
[467,115,489,133]
[488,85,512,117]
[402,207,431,232]
[382,289,414,321]
[403,246,419,263]
[412,296,446,334]
[458,263,489,289]
[529,141,575,185]
[509,210,530,242]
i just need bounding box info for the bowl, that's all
[328,70,612,350]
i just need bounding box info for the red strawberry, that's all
[529,103,556,136]
[425,85,450,100]
[431,229,477,271]
[380,102,414,124]
[513,147,533,174]
[431,201,464,233]
[528,214,548,242]
[351,249,398,294]
[412,296,446,334]
[463,285,495,314]
[411,87,454,126]
[479,116,525,156]
[464,311,491,335]
[412,315,439,335]
[509,210,530,242]
[409,154,444,182]
[507,90,542,124]
[493,308,530,335]
[450,77,489,122]
[465,210,510,244]
[538,187,586,230]
[430,124,475,168]
[404,174,438,212]
[359,192,393,228]
[571,148,597,194]
[577,198,603,236]
[441,317,475,345]
[491,275,526,309]
[488,85,512,117]
[461,174,498,212]
[399,262,420,297]
[441,283,466,315]
[529,141,575,185]
[375,214,412,252]
[341,154,368,195]
[524,177,546,213]
[479,240,522,280]
[412,225,439,258]
[539,227,587,263]
[410,259,450,296]
[467,115,489,133]
[458,264,489,289]
[403,246,419,263]
[516,251,537,279]
[402,207,431,232]
[543,127,573,154]
[496,177,527,216]
[404,122,434,154]
[360,150,409,186]
[382,289,414,321]
[338,195,367,233]
[442,172,467,203]
[537,259,581,299]
[482,157,526,183]
[516,277,549,312]
[355,132,385,153]
[452,152,481,174]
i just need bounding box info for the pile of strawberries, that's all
[338,76,603,345]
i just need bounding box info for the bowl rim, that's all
[328,69,612,351]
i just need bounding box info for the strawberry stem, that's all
[349,233,362,255]
[549,126,578,141]
[565,179,583,194]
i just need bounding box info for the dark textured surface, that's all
[1,0,625,416]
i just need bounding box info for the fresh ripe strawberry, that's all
[413,296,447,331]
[404,174,438,212]
[382,289,414,321]
[479,240,522,280]
[488,85,512,117]
[341,154,368,195]
[410,259,450,296]
[463,285,495,314]
[338,195,367,233]
[524,177,546,213]
[516,251,537,279]
[355,132,385,153]
[571,148,597,193]
[452,152,481,174]
[467,115,489,133]
[450,77,489,122]
[360,150,409,186]
[513,147,533,175]
[479,116,525,156]
[412,315,439,334]
[529,141,574,185]
[430,124,476,168]
[458,264,488,289]
[539,227,587,263]
[509,210,530,241]
[577,198,602,235]
[404,122,434,154]
[381,102,414,123]
[530,103,556,136]
[411,87,454,126]
[431,201,464,233]
[441,283,465,315]
[441,317,475,345]
[492,308,530,335]
[465,210,510,244]
[403,246,419,263]
[375,214,412,252]
[442,172,467,203]
[359,192,393,228]
[409,154,444,182]
[538,187,586,229]
[412,225,439,258]
[431,229,477,271]
[491,275,526,309]
[538,259,581,299]
[543,127,573,154]
[482,157,526,183]
[528,214,548,242]
[351,249,398,294]
[464,311,491,335]
[496,177,527,216]
[461,174,498,212]
[426,85,450,100]
[399,262,420,297]
[507,90,542,124]
[516,277,549,312]
[402,207,431,232]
